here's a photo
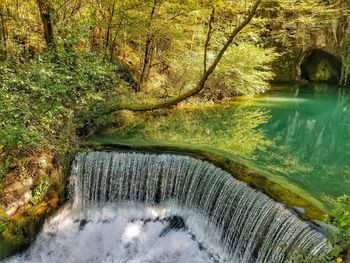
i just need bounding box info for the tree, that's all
[89,0,199,90]
[139,0,158,87]
[0,0,334,110]
[104,0,262,112]
[36,0,55,49]
[0,3,7,48]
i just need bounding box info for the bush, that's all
[0,51,120,157]
[0,51,123,186]
[31,175,50,205]
[207,43,277,98]
[327,195,350,260]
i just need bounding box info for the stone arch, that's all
[300,49,342,84]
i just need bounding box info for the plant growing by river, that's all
[326,195,350,261]
[0,207,9,236]
[0,51,120,173]
[31,175,50,206]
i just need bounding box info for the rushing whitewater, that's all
[71,151,330,262]
[5,151,330,263]
[4,205,214,263]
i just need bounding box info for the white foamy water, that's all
[3,151,331,263]
[4,205,215,263]
[70,152,330,262]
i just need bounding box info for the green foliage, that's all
[208,43,277,97]
[260,0,334,82]
[0,157,10,182]
[326,195,350,259]
[0,207,9,236]
[262,0,333,49]
[0,51,119,156]
[31,176,50,206]
[288,251,328,263]
[1,0,335,100]
[167,43,277,99]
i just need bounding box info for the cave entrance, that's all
[300,50,342,84]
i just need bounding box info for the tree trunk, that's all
[139,36,155,87]
[0,4,7,59]
[204,8,215,72]
[0,5,6,44]
[139,0,158,88]
[104,1,116,60]
[110,13,125,62]
[36,0,55,49]
[104,0,261,113]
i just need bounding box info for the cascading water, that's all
[5,151,331,263]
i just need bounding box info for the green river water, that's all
[90,83,350,207]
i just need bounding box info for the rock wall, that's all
[300,50,342,83]
[274,0,350,83]
[307,0,350,57]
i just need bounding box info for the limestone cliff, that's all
[274,0,350,84]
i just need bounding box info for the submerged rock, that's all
[159,216,186,237]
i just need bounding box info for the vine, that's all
[340,36,350,85]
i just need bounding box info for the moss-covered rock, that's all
[0,154,67,260]
[272,51,299,83]
[0,186,63,260]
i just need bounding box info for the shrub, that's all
[0,51,120,157]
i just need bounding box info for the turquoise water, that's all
[90,84,350,204]
[253,84,350,200]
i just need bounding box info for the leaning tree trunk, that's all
[36,0,55,49]
[104,0,262,113]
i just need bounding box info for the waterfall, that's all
[70,151,330,263]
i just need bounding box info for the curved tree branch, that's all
[104,0,261,113]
